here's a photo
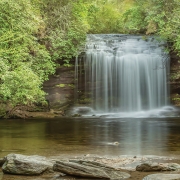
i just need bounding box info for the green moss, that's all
[68,84,75,89]
[172,94,180,106]
[171,72,180,81]
[79,98,91,104]
[56,84,66,88]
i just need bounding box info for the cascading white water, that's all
[75,34,170,116]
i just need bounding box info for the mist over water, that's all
[75,34,172,117]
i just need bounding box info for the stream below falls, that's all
[0,118,180,158]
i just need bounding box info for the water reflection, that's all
[0,118,180,157]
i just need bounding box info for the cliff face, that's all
[43,66,75,111]
[42,51,180,112]
[170,51,180,106]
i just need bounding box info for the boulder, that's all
[0,172,2,180]
[72,114,81,117]
[136,162,180,172]
[143,174,180,180]
[0,157,5,166]
[2,154,54,175]
[53,159,130,179]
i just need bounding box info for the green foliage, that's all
[43,0,88,66]
[122,0,180,54]
[1,0,180,110]
[0,0,55,107]
[0,66,45,105]
[122,6,147,33]
[87,2,121,33]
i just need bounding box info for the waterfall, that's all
[75,34,170,115]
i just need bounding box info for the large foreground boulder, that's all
[2,154,54,175]
[143,174,180,180]
[0,172,2,180]
[53,159,130,179]
[136,162,180,172]
[0,158,5,167]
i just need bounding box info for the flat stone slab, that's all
[2,154,54,175]
[53,159,130,179]
[143,174,180,180]
[136,162,180,172]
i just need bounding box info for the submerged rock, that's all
[2,154,54,175]
[136,162,180,172]
[143,174,180,180]
[72,114,81,117]
[113,142,120,145]
[53,159,130,179]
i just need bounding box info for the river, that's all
[0,117,180,158]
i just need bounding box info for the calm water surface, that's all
[0,117,180,157]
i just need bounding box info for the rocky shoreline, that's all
[0,154,180,180]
